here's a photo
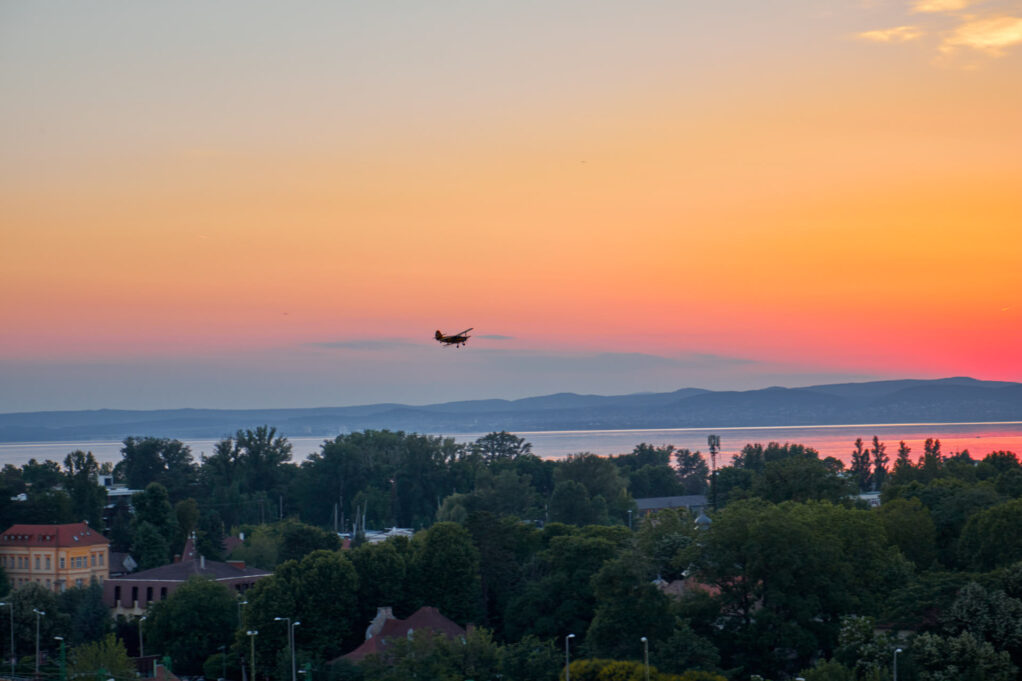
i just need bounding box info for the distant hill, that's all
[0,377,1019,443]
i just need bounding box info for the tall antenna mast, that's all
[707,434,720,511]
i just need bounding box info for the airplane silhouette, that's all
[434,328,472,348]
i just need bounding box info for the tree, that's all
[584,552,674,659]
[890,440,917,485]
[58,582,112,646]
[349,537,412,626]
[850,438,871,492]
[943,581,1022,666]
[471,431,532,463]
[146,576,238,674]
[676,449,710,495]
[958,499,1022,571]
[466,511,539,636]
[692,500,908,678]
[920,438,943,481]
[871,436,889,490]
[877,497,937,568]
[132,482,178,553]
[555,454,629,517]
[504,527,627,643]
[62,451,107,528]
[409,522,481,625]
[278,519,341,564]
[635,508,698,581]
[912,631,1016,681]
[750,456,852,504]
[67,634,135,681]
[549,480,608,526]
[117,437,198,500]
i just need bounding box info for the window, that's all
[114,586,121,604]
[146,586,153,602]
[60,557,65,569]
[35,557,40,569]
[91,555,96,567]
[99,554,104,566]
[160,587,168,600]
[131,586,138,604]
[45,556,50,570]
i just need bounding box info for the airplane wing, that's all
[456,328,473,336]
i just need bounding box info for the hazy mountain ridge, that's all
[0,377,1019,443]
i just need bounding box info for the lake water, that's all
[2,421,1021,469]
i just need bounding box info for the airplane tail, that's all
[435,330,443,340]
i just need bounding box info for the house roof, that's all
[107,557,271,583]
[338,607,466,663]
[634,495,707,512]
[0,522,109,548]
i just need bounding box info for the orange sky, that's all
[1,1,1020,410]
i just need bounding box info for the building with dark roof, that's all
[335,606,467,664]
[634,495,708,515]
[102,536,271,616]
[0,522,109,591]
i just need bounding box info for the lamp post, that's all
[564,633,575,681]
[54,636,66,681]
[139,615,147,659]
[0,601,13,678]
[894,647,903,681]
[246,630,258,681]
[32,608,45,677]
[238,599,248,627]
[640,637,649,681]
[218,645,226,681]
[274,617,300,681]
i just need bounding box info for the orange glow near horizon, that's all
[1,2,1021,411]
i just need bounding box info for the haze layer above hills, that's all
[2,377,1021,443]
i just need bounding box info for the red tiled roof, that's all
[1,523,108,547]
[339,607,466,663]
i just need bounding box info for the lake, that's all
[2,421,1021,468]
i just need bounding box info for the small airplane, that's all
[434,328,473,348]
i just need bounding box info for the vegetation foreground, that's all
[2,427,1022,681]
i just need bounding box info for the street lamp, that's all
[274,617,300,681]
[564,633,575,681]
[238,599,248,627]
[640,637,649,681]
[246,630,258,681]
[894,647,903,681]
[139,615,147,659]
[54,636,66,681]
[32,608,45,677]
[0,601,13,678]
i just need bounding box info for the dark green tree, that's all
[584,551,673,659]
[409,522,481,625]
[471,431,532,463]
[850,438,871,492]
[62,451,107,528]
[146,577,237,674]
[676,449,710,495]
[278,519,341,564]
[871,436,889,490]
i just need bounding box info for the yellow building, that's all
[0,522,109,591]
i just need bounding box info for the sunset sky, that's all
[2,1,1020,412]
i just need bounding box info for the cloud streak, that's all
[309,339,421,351]
[942,15,1022,54]
[913,0,979,13]
[857,25,925,42]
